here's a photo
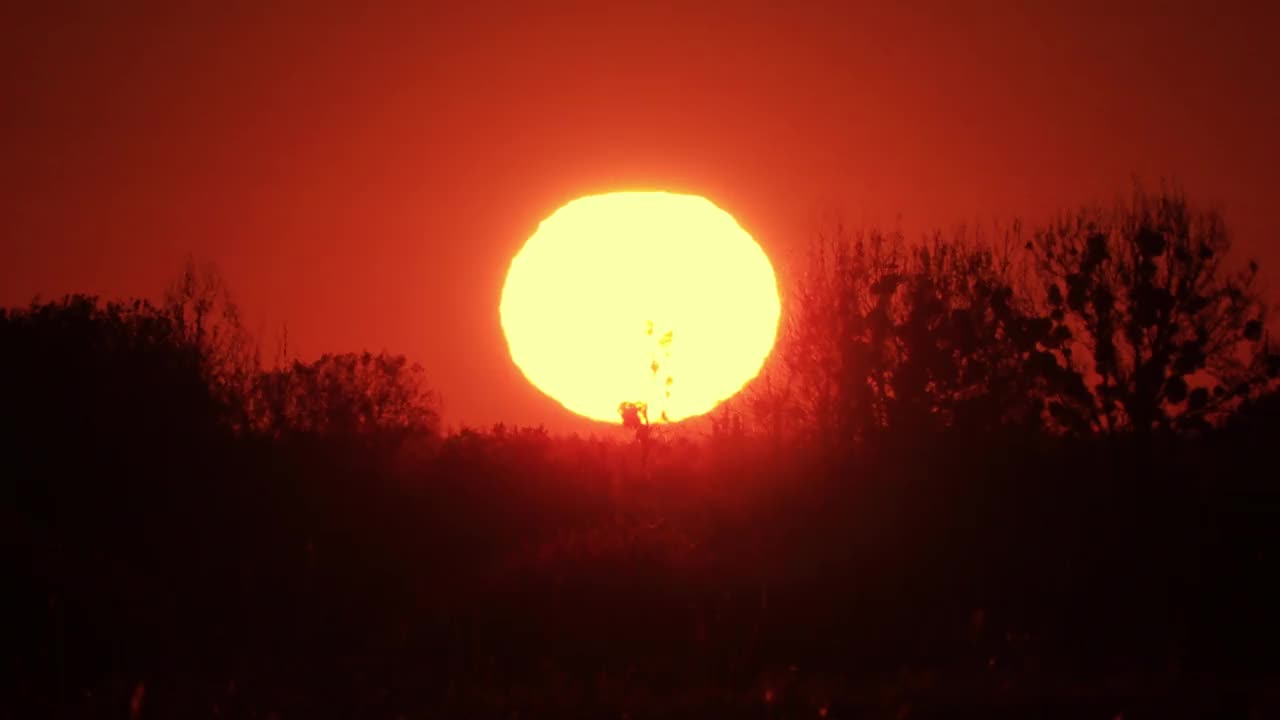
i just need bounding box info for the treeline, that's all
[736,186,1275,446]
[6,187,1280,717]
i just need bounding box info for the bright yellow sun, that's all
[500,191,780,424]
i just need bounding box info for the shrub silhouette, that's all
[250,351,440,441]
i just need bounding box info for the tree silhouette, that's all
[777,226,901,446]
[877,228,1087,436]
[773,224,1091,447]
[1032,186,1271,433]
[163,259,256,424]
[762,188,1272,444]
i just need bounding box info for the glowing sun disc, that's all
[500,191,780,424]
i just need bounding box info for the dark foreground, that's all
[11,419,1280,718]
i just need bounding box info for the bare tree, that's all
[163,259,257,423]
[1031,185,1270,433]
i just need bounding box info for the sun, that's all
[500,191,780,424]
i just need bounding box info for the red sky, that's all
[3,2,1277,431]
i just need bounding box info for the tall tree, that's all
[772,225,1089,447]
[163,259,257,424]
[1032,187,1270,433]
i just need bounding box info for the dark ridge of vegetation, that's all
[6,188,1280,718]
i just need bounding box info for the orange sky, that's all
[3,2,1277,431]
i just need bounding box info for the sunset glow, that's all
[500,192,780,423]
